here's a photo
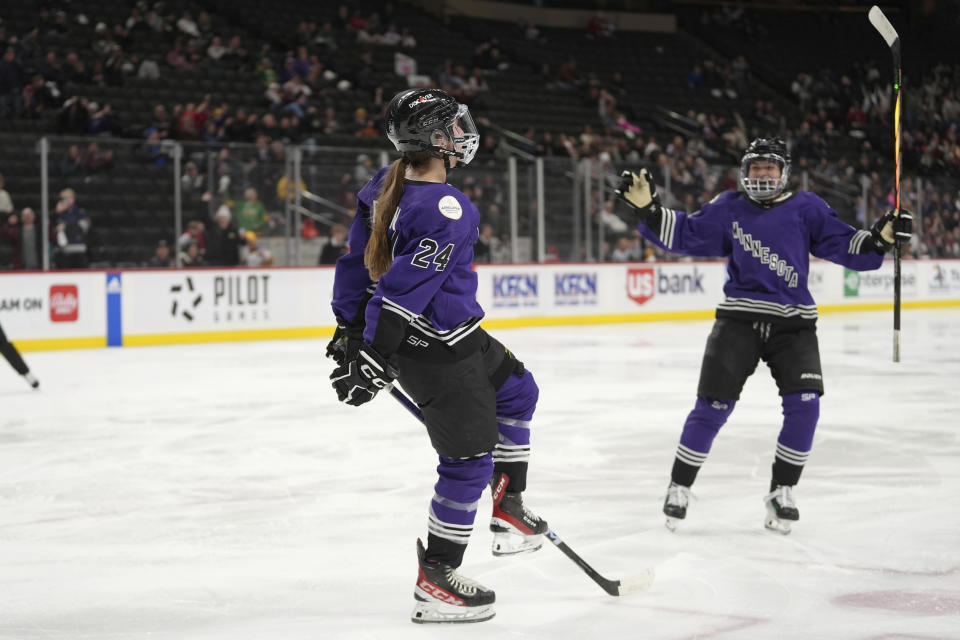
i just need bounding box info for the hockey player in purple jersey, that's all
[327,88,547,623]
[616,138,912,534]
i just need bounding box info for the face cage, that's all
[740,153,789,200]
[448,103,479,166]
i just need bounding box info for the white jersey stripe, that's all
[431,494,479,512]
[718,297,819,319]
[497,417,532,429]
[661,208,676,249]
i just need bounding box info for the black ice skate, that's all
[411,539,495,624]
[764,485,799,535]
[663,481,692,531]
[489,473,547,556]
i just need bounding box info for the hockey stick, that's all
[385,383,654,596]
[868,5,904,362]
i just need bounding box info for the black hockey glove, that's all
[869,208,914,253]
[325,323,363,366]
[614,168,661,218]
[330,343,398,407]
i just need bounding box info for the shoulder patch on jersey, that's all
[438,195,463,220]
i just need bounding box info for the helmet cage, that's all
[386,91,479,166]
[740,152,789,200]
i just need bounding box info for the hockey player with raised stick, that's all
[616,138,911,534]
[0,320,39,389]
[328,88,546,623]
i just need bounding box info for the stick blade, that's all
[868,6,899,47]
[615,568,655,595]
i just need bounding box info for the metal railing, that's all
[0,134,943,271]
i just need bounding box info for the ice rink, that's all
[1,309,959,639]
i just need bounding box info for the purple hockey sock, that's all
[771,391,819,489]
[426,454,493,567]
[493,369,539,493]
[672,396,736,486]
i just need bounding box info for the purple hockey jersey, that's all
[331,166,484,356]
[636,190,885,324]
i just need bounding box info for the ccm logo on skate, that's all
[418,578,464,605]
[49,285,79,322]
[492,474,508,501]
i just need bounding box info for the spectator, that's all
[598,199,628,233]
[22,74,59,118]
[355,118,378,138]
[53,188,90,268]
[353,154,375,185]
[138,57,160,79]
[483,203,505,236]
[223,36,249,67]
[319,223,347,264]
[146,10,169,33]
[275,171,305,207]
[84,141,115,173]
[167,39,193,70]
[235,187,269,234]
[609,235,639,262]
[176,12,200,38]
[205,205,243,266]
[63,52,90,87]
[60,144,84,177]
[181,161,205,194]
[0,48,24,119]
[179,238,204,266]
[39,51,64,87]
[147,239,173,267]
[141,128,169,167]
[291,46,311,78]
[0,173,12,214]
[58,96,91,136]
[178,99,209,139]
[207,36,227,62]
[321,106,341,135]
[85,101,114,135]
[256,57,278,86]
[240,231,274,266]
[149,104,172,137]
[179,220,206,253]
[474,223,495,263]
[0,208,45,270]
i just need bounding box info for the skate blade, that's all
[764,517,792,535]
[491,530,544,556]
[411,600,495,624]
[665,516,681,532]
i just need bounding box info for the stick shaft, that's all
[870,5,903,362]
[544,529,621,595]
[385,384,633,596]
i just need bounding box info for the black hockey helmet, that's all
[385,88,479,165]
[740,137,791,200]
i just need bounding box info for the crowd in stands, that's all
[0,2,957,269]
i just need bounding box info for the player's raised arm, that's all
[615,167,730,257]
[805,194,913,270]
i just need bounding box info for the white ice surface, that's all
[1,310,959,639]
